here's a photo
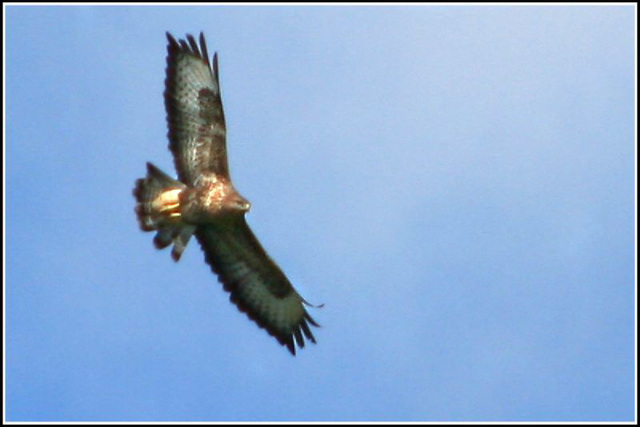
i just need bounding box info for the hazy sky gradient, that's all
[6,5,635,422]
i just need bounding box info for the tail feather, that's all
[133,162,195,261]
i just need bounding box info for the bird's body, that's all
[182,177,250,221]
[133,32,318,355]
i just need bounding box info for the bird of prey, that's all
[133,32,319,355]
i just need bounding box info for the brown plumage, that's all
[133,32,319,355]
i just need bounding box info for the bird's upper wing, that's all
[165,32,229,185]
[196,216,319,355]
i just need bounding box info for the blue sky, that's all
[5,5,636,422]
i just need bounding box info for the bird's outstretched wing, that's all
[196,216,319,355]
[165,32,229,185]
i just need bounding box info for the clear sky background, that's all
[5,5,636,422]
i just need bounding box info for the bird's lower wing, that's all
[195,216,318,355]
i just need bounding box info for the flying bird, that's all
[133,32,319,355]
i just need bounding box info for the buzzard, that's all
[133,32,319,355]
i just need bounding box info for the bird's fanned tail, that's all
[133,162,195,261]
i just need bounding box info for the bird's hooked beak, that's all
[236,196,251,212]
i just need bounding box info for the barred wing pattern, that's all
[196,216,319,354]
[165,32,229,185]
